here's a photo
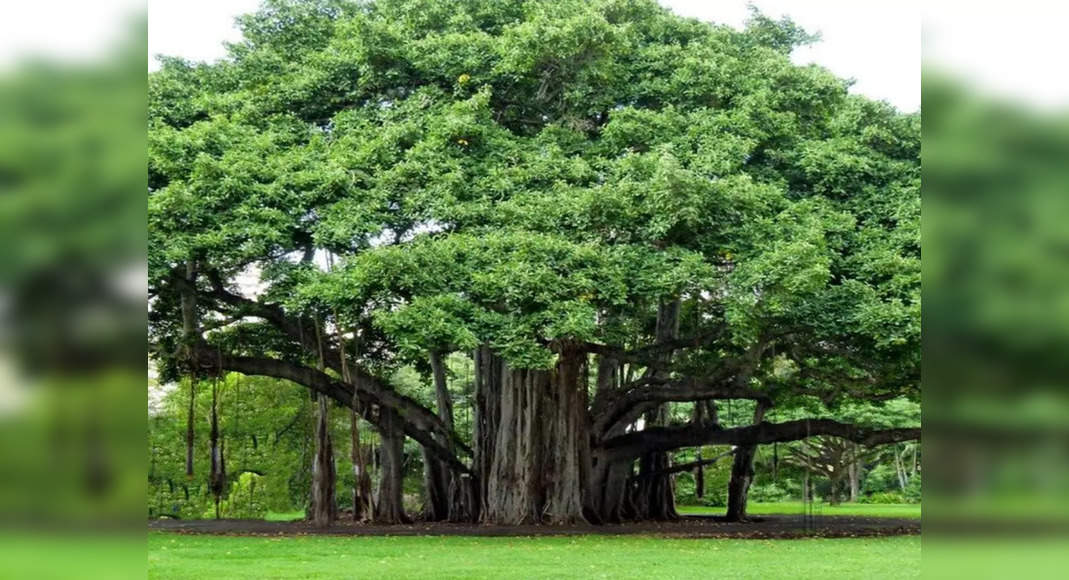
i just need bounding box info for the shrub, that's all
[904,476,921,503]
[858,491,905,504]
[212,472,270,519]
[749,482,790,503]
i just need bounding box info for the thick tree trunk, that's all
[725,403,769,522]
[310,393,337,527]
[473,345,502,521]
[373,408,409,524]
[634,405,678,520]
[541,345,590,525]
[474,344,590,525]
[600,458,634,523]
[483,366,547,524]
[447,472,477,523]
[589,355,632,524]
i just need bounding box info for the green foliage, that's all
[858,492,906,505]
[213,472,270,519]
[150,0,919,398]
[748,482,791,503]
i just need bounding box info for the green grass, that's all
[149,532,919,579]
[678,502,921,519]
[265,510,306,522]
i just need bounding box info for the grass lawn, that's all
[149,532,919,579]
[265,510,307,522]
[678,502,922,519]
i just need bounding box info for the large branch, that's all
[578,329,723,368]
[601,418,920,462]
[629,448,738,480]
[179,272,469,456]
[190,345,472,474]
[592,374,768,439]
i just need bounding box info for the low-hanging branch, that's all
[177,272,467,457]
[629,448,738,480]
[601,418,920,463]
[189,344,473,475]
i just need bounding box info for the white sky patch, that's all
[925,0,1069,110]
[0,0,142,70]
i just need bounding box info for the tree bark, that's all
[473,345,502,522]
[483,366,547,524]
[541,345,590,525]
[373,407,408,524]
[423,350,455,521]
[633,299,681,521]
[351,394,372,522]
[310,394,337,527]
[310,319,336,527]
[589,355,632,523]
[848,446,860,503]
[725,402,768,522]
[474,344,590,525]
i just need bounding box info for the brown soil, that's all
[149,514,919,539]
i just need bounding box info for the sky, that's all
[144,0,921,112]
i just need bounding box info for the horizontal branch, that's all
[592,374,768,438]
[180,273,469,457]
[190,345,472,475]
[579,330,723,367]
[629,448,737,480]
[602,418,920,462]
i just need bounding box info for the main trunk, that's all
[474,345,589,525]
[541,346,590,525]
[483,366,547,524]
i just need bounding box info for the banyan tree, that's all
[149,0,920,525]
